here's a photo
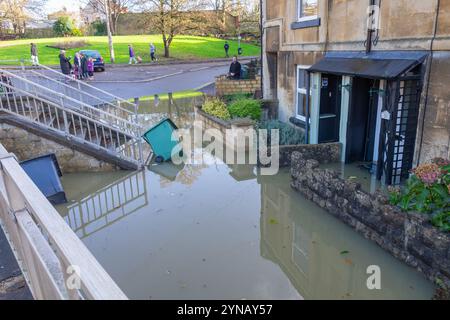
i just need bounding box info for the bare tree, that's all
[141,0,206,58]
[82,0,135,34]
[0,0,46,35]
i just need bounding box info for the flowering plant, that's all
[389,158,450,231]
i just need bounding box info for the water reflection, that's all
[63,170,148,238]
[56,162,435,299]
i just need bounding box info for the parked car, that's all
[78,50,105,71]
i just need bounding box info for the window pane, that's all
[298,69,307,89]
[297,93,307,117]
[301,0,318,17]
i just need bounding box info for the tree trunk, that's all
[164,43,170,58]
[105,0,115,63]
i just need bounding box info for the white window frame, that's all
[297,0,319,22]
[296,65,311,122]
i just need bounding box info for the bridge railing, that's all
[0,143,128,299]
[0,69,141,137]
[21,61,137,113]
[0,79,143,167]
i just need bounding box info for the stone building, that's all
[262,0,450,185]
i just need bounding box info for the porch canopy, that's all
[308,51,428,79]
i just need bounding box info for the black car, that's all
[79,50,105,71]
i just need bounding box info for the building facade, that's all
[262,0,450,185]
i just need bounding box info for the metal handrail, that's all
[0,81,142,165]
[25,69,135,117]
[0,69,141,135]
[29,61,136,109]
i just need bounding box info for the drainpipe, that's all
[305,72,311,144]
[260,0,264,97]
[365,0,376,53]
[417,0,440,165]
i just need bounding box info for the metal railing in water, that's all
[64,170,148,239]
[0,143,128,299]
[0,73,143,167]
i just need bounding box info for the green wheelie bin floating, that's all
[143,118,182,163]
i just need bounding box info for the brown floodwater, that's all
[55,94,436,299]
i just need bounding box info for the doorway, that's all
[318,74,341,143]
[346,77,379,163]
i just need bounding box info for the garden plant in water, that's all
[389,158,450,231]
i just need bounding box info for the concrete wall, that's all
[263,0,450,162]
[0,123,118,173]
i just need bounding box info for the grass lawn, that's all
[0,35,260,65]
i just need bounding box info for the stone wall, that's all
[215,75,261,96]
[194,107,255,152]
[290,152,450,290]
[278,142,341,168]
[0,123,118,173]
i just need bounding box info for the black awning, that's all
[308,51,428,79]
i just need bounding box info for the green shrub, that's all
[71,28,83,37]
[228,98,262,121]
[389,158,450,232]
[223,93,253,104]
[202,98,231,120]
[256,120,305,146]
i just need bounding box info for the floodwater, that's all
[55,94,436,300]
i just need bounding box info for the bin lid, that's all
[20,154,67,205]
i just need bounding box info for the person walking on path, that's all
[224,41,230,58]
[80,53,88,79]
[30,43,39,66]
[150,43,157,62]
[228,56,241,80]
[59,50,72,81]
[128,44,138,64]
[73,52,81,79]
[87,57,95,80]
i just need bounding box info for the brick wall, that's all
[215,75,261,96]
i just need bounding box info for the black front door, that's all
[318,74,341,143]
[346,77,379,163]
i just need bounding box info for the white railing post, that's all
[0,143,128,300]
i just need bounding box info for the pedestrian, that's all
[80,53,88,80]
[59,50,72,80]
[30,43,39,66]
[87,57,95,80]
[228,56,241,80]
[73,52,81,79]
[224,41,229,58]
[128,44,137,64]
[150,43,157,62]
[0,72,13,95]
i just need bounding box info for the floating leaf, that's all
[340,250,349,255]
[269,218,279,225]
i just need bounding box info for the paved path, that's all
[0,228,32,300]
[91,61,228,99]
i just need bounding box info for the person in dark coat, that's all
[224,41,229,58]
[59,50,72,76]
[73,52,81,79]
[80,53,88,79]
[228,56,241,80]
[30,43,39,66]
